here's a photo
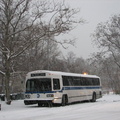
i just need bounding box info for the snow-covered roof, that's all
[27,70,99,78]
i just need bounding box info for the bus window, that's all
[26,78,51,92]
[53,79,60,90]
[62,76,74,86]
[92,78,100,85]
[73,77,80,86]
[62,76,69,86]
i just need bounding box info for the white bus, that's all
[24,70,102,106]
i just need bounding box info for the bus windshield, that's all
[26,78,51,92]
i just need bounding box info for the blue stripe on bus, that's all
[62,86,101,90]
[25,86,101,94]
[25,91,56,94]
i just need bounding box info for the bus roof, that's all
[27,70,100,78]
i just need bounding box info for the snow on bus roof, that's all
[28,70,99,78]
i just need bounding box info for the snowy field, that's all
[0,94,120,120]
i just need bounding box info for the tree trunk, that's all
[5,73,11,104]
[4,57,11,105]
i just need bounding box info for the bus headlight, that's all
[46,94,54,97]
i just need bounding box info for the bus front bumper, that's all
[24,97,62,105]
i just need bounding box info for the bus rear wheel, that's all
[91,92,96,102]
[61,95,68,106]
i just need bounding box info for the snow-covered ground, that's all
[0,94,120,120]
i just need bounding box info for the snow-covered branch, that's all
[0,70,5,75]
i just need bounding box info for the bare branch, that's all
[0,70,5,75]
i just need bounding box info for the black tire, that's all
[24,101,29,105]
[48,102,53,107]
[91,93,96,102]
[38,102,43,107]
[61,95,68,106]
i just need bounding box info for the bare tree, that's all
[91,14,120,93]
[90,53,120,94]
[15,35,61,71]
[64,52,90,74]
[0,0,33,104]
[92,14,120,68]
[0,0,82,104]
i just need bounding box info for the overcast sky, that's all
[58,0,120,59]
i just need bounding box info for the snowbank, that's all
[0,94,120,120]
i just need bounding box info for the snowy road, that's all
[0,94,120,120]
